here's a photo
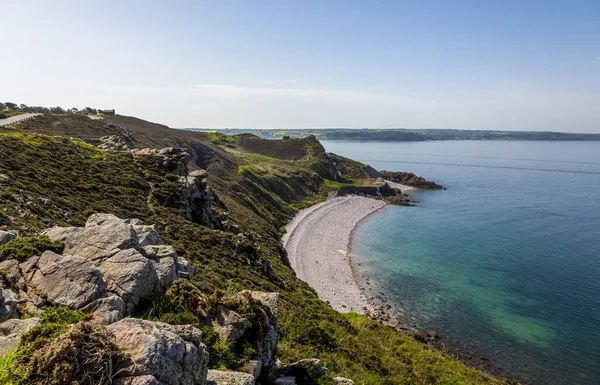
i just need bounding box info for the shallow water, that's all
[321,140,600,385]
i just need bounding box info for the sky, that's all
[1,1,599,132]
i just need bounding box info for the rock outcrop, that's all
[0,317,42,355]
[206,370,255,385]
[0,213,192,320]
[379,170,444,189]
[107,318,209,385]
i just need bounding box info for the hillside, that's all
[0,114,513,385]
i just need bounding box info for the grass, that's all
[0,236,64,263]
[0,118,515,384]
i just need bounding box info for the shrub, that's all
[0,236,64,263]
[28,322,126,385]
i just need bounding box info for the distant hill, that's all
[186,127,600,141]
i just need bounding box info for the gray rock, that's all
[332,377,355,385]
[151,257,179,292]
[0,230,18,245]
[277,359,327,381]
[141,245,178,260]
[206,370,254,385]
[99,249,158,313]
[80,295,125,324]
[26,251,107,309]
[274,377,296,385]
[0,286,19,322]
[108,318,208,385]
[44,214,139,262]
[113,375,163,385]
[240,360,262,382]
[211,305,252,343]
[0,259,24,289]
[0,317,42,355]
[176,256,194,279]
[134,224,163,247]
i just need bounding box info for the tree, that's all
[0,102,5,111]
[83,107,94,115]
[68,107,79,114]
[4,102,17,110]
[50,106,65,114]
[19,104,29,111]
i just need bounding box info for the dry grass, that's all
[28,322,127,385]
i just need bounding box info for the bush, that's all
[0,236,64,263]
[28,322,127,385]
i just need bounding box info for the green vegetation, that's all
[0,115,514,384]
[0,307,90,385]
[0,236,64,263]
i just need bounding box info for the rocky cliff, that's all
[0,114,509,385]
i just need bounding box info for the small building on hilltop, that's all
[98,109,116,116]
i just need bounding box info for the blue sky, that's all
[1,0,599,131]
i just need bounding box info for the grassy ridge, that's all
[0,115,513,384]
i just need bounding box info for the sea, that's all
[321,140,600,385]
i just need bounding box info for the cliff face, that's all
[0,114,507,385]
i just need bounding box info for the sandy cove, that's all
[282,195,389,314]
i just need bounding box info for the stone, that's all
[0,259,24,288]
[274,377,296,385]
[0,317,42,355]
[211,305,252,343]
[0,230,18,245]
[206,370,254,385]
[277,359,327,382]
[240,360,262,382]
[107,318,209,385]
[151,257,179,292]
[141,245,178,260]
[44,214,139,261]
[114,375,162,385]
[80,295,125,324]
[0,286,19,322]
[426,330,439,339]
[176,256,194,279]
[0,173,9,184]
[26,251,107,309]
[99,249,158,313]
[332,377,355,385]
[134,224,163,247]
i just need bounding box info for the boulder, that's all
[107,318,208,385]
[44,214,139,262]
[0,317,42,355]
[176,256,194,279]
[114,375,162,385]
[211,305,252,343]
[206,370,254,385]
[25,251,107,309]
[0,230,18,245]
[276,359,327,384]
[0,286,19,322]
[99,249,158,313]
[0,259,24,289]
[80,296,125,325]
[134,224,163,247]
[332,378,355,385]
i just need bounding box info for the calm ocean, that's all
[321,140,600,385]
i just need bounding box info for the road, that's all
[0,113,41,127]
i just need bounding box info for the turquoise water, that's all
[321,140,600,385]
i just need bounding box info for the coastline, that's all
[282,195,388,314]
